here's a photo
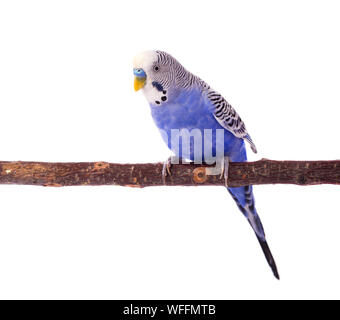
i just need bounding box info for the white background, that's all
[0,0,339,299]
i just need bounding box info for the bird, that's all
[133,50,279,279]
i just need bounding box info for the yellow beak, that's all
[134,76,146,91]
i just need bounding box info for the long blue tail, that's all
[227,147,279,279]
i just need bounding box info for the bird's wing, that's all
[205,90,257,153]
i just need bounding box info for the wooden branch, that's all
[0,159,339,188]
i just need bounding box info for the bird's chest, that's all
[148,88,244,161]
[149,89,217,131]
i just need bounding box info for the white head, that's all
[133,51,158,80]
[133,50,187,106]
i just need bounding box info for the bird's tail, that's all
[228,186,280,280]
[254,231,280,280]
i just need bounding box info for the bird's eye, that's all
[153,65,160,72]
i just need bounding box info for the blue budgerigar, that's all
[133,50,279,279]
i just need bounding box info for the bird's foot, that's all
[162,156,181,185]
[205,157,230,186]
[219,156,230,187]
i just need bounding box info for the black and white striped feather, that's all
[205,90,257,153]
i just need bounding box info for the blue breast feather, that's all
[150,87,247,163]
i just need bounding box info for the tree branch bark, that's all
[0,159,339,188]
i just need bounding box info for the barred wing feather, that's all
[206,90,257,153]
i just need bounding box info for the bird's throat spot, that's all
[154,95,167,105]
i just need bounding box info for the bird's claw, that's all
[162,156,181,184]
[220,156,230,187]
[162,156,172,184]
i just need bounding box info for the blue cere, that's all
[133,68,146,78]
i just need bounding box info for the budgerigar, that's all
[133,50,279,279]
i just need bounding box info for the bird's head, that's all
[133,50,187,105]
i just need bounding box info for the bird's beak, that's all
[134,76,146,91]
